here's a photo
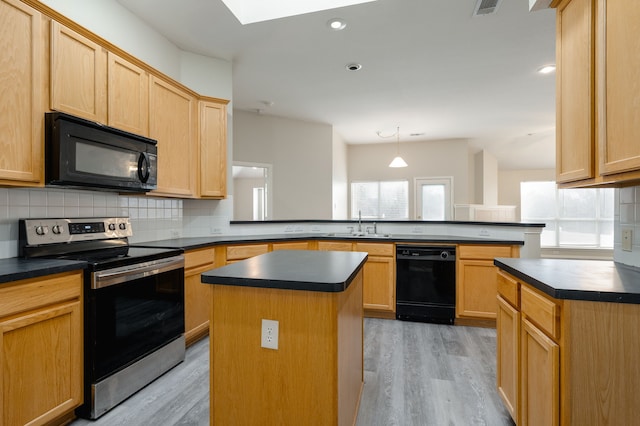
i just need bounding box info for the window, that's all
[521,181,614,248]
[351,180,408,219]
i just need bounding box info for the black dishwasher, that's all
[396,245,456,324]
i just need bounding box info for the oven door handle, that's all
[92,255,185,289]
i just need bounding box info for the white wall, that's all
[233,111,333,220]
[332,131,348,220]
[348,139,471,219]
[233,178,264,221]
[474,150,498,205]
[498,169,555,219]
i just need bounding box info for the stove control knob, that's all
[108,223,117,231]
[119,223,127,230]
[35,225,48,236]
[52,225,63,235]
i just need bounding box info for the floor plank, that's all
[70,319,514,426]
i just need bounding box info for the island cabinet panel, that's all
[0,271,83,426]
[198,99,227,198]
[149,76,196,197]
[456,244,519,324]
[107,52,149,136]
[0,0,45,186]
[209,271,363,425]
[184,247,215,345]
[496,295,520,423]
[50,21,107,123]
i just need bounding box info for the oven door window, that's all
[89,268,184,381]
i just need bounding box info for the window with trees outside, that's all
[520,181,614,248]
[351,180,409,219]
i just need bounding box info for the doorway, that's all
[232,162,272,221]
[415,177,453,220]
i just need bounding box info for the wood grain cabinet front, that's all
[354,242,395,317]
[184,247,215,345]
[198,99,228,198]
[0,0,46,186]
[0,271,83,426]
[107,52,149,136]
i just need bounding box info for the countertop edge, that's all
[0,259,87,285]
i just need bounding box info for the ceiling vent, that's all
[473,0,502,16]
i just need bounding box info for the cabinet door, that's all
[362,255,395,312]
[199,100,227,198]
[0,0,44,185]
[497,295,520,423]
[50,21,107,123]
[597,0,640,175]
[457,260,499,319]
[521,318,559,426]
[0,300,82,426]
[225,244,269,263]
[149,76,196,197]
[185,272,211,345]
[556,0,595,183]
[108,52,149,136]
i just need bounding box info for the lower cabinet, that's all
[225,243,269,264]
[354,242,395,317]
[184,247,215,345]
[496,295,519,421]
[457,244,520,324]
[0,271,83,426]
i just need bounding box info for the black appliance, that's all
[20,217,184,419]
[45,112,157,192]
[396,245,456,324]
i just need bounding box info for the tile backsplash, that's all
[614,186,640,267]
[0,187,231,259]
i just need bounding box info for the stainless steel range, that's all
[19,217,185,419]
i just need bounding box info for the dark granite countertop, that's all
[0,258,87,285]
[494,258,640,304]
[201,250,368,292]
[136,233,524,251]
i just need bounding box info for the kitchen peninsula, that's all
[201,250,368,426]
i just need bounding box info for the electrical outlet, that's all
[622,228,633,252]
[284,225,294,233]
[411,226,424,234]
[261,319,279,350]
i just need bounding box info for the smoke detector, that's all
[473,0,502,16]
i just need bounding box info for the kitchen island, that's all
[494,258,640,425]
[201,250,368,426]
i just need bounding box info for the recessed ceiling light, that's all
[346,63,362,71]
[327,18,347,30]
[537,64,556,74]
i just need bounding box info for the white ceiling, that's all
[117,0,557,170]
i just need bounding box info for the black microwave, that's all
[45,112,157,193]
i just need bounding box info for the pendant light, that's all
[388,126,408,168]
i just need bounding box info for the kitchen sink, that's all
[326,232,392,239]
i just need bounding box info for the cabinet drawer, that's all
[497,270,519,308]
[318,241,353,252]
[272,241,309,251]
[0,271,82,319]
[226,244,269,260]
[185,247,215,270]
[521,284,560,341]
[459,245,514,260]
[354,242,394,257]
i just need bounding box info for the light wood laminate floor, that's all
[71,319,514,426]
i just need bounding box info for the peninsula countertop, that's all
[494,257,640,304]
[201,250,368,292]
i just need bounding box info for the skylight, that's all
[220,0,377,25]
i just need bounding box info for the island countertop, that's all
[201,250,368,292]
[494,258,640,304]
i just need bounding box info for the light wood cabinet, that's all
[354,242,395,317]
[0,271,83,426]
[149,76,196,197]
[184,247,215,345]
[317,241,354,252]
[271,241,310,250]
[554,0,640,186]
[107,52,149,136]
[497,295,520,423]
[456,244,519,323]
[0,0,45,186]
[50,20,107,123]
[198,99,228,198]
[225,243,269,264]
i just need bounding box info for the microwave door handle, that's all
[138,152,150,183]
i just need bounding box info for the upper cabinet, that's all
[149,76,196,198]
[555,0,640,187]
[198,99,228,198]
[50,21,107,123]
[0,0,45,186]
[107,52,149,136]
